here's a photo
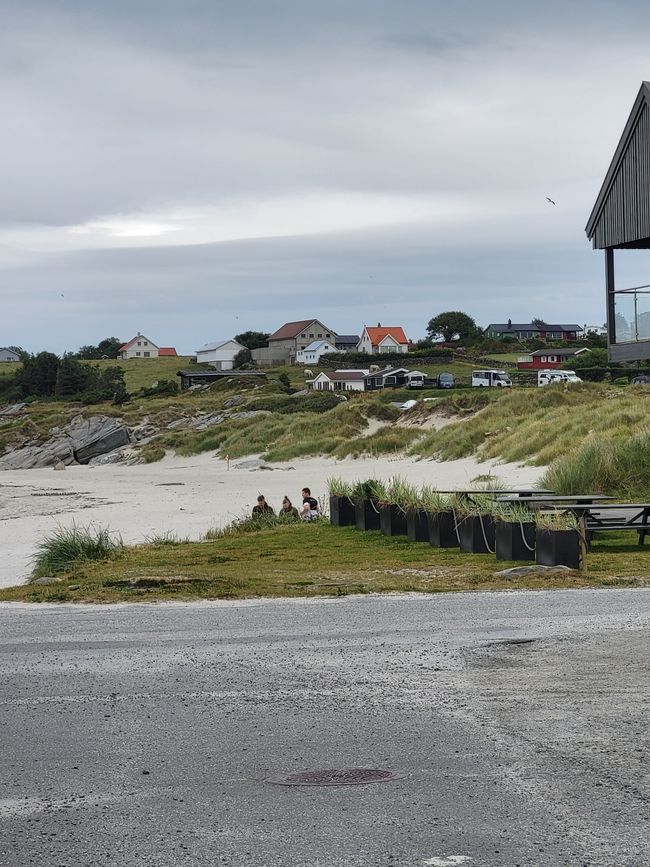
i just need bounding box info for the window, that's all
[317,333,322,338]
[144,351,150,358]
[548,355,557,362]
[143,342,148,346]
[309,333,314,338]
[137,341,142,346]
[135,351,141,356]
[326,333,331,338]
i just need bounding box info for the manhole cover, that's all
[266,768,398,787]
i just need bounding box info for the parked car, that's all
[538,369,582,387]
[632,374,650,384]
[436,372,455,389]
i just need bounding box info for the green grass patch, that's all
[2,523,646,604]
[31,524,124,579]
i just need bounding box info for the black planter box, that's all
[428,511,459,548]
[406,509,430,542]
[535,529,581,569]
[458,515,496,554]
[354,498,381,531]
[379,504,408,537]
[329,495,356,527]
[495,521,536,561]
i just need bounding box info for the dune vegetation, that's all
[408,383,650,498]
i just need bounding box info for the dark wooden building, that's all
[586,81,650,361]
[177,369,266,390]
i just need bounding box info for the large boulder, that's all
[0,415,131,470]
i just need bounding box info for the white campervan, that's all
[538,369,582,387]
[472,369,512,388]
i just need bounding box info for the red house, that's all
[517,348,591,370]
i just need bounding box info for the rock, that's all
[223,395,246,409]
[53,461,66,471]
[0,403,26,417]
[88,448,143,466]
[69,417,130,464]
[0,414,131,470]
[32,576,63,585]
[494,565,574,577]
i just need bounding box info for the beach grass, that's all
[1,523,646,604]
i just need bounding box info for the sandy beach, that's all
[0,452,543,588]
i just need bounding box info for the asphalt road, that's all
[0,589,648,867]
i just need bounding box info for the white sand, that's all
[0,452,543,588]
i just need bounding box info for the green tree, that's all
[76,345,101,360]
[97,337,122,359]
[232,348,252,369]
[55,355,95,396]
[561,349,608,381]
[426,311,480,343]
[76,337,122,360]
[18,352,60,397]
[234,331,269,350]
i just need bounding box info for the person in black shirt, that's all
[252,495,274,517]
[301,487,319,522]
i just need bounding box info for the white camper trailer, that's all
[471,369,512,388]
[538,369,582,387]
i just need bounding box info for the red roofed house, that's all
[357,324,409,355]
[252,319,337,365]
[119,333,178,359]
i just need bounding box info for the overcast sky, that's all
[2,0,650,353]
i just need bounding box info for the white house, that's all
[119,333,178,359]
[357,325,409,355]
[296,340,338,365]
[311,369,369,392]
[195,339,245,370]
[0,348,20,362]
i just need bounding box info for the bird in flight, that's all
[546,197,556,205]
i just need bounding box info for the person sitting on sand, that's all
[252,495,274,517]
[300,487,319,522]
[280,496,300,520]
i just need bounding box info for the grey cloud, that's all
[1,0,648,351]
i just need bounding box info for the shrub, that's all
[31,524,123,578]
[541,429,650,499]
[141,443,166,463]
[140,379,179,398]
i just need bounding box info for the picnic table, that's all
[501,498,650,547]
[437,489,554,498]
[497,494,615,507]
[581,503,650,546]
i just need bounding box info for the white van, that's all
[472,369,512,388]
[538,369,582,387]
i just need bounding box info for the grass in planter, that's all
[327,477,354,498]
[31,524,123,579]
[493,502,535,524]
[535,510,580,531]
[351,478,388,501]
[4,523,648,604]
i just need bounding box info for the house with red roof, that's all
[252,318,337,365]
[119,333,178,359]
[357,324,409,355]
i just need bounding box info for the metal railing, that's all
[613,285,650,343]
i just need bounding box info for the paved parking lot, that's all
[0,589,648,867]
